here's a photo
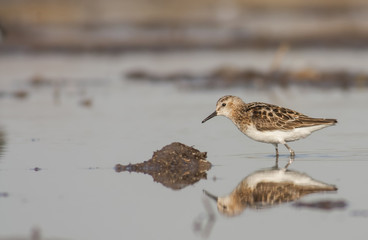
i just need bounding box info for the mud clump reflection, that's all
[204,167,337,217]
[115,142,211,190]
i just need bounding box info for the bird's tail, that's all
[298,117,337,127]
[318,118,337,125]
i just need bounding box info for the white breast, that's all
[244,168,335,189]
[243,124,330,144]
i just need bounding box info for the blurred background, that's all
[1,1,368,240]
[1,0,368,89]
[1,0,368,51]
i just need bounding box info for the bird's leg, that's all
[273,144,279,168]
[274,154,279,169]
[284,154,295,169]
[284,143,295,156]
[274,144,279,156]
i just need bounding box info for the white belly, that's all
[243,124,330,144]
[244,168,336,189]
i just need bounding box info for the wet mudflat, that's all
[0,51,368,240]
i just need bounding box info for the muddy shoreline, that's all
[126,66,368,89]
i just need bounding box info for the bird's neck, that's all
[229,105,251,132]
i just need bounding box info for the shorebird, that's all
[202,95,337,156]
[203,167,337,216]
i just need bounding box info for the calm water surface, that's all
[0,51,368,240]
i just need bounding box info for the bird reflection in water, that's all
[204,165,337,217]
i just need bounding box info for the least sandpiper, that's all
[202,95,337,156]
[203,167,337,216]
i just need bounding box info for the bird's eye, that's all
[222,103,226,107]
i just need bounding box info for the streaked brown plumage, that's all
[240,101,336,131]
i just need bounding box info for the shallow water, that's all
[0,51,368,240]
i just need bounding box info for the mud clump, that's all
[115,142,211,190]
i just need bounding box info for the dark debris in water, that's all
[350,209,368,218]
[80,98,93,107]
[0,192,9,198]
[115,142,211,190]
[0,129,5,158]
[13,90,29,99]
[293,199,347,210]
[29,75,53,87]
[126,66,368,90]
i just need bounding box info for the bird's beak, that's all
[202,111,217,123]
[203,190,218,202]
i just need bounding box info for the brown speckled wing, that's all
[250,182,329,208]
[246,102,335,131]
